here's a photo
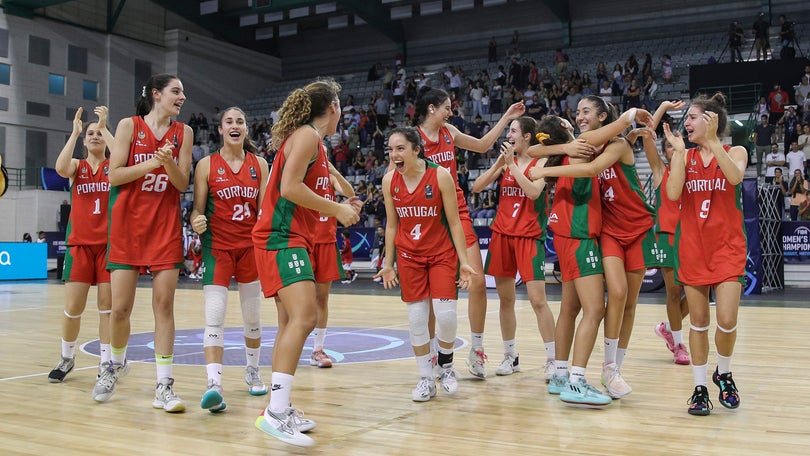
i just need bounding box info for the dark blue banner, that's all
[742,178,761,295]
[782,221,810,263]
[41,167,69,191]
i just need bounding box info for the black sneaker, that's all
[687,385,713,416]
[48,357,75,383]
[712,367,740,409]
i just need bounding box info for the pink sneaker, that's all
[673,343,690,365]
[654,322,675,353]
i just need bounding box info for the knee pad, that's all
[64,310,81,319]
[238,281,262,340]
[432,298,458,344]
[204,285,228,348]
[406,299,430,347]
[690,324,710,332]
[717,324,737,334]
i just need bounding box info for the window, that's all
[68,45,88,73]
[83,80,98,101]
[49,73,65,95]
[0,63,9,85]
[28,35,50,66]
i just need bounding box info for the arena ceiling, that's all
[1,0,571,55]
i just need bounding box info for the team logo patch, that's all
[137,130,145,139]
[172,134,178,148]
[424,184,433,199]
[690,159,696,165]
[443,134,451,144]
[103,166,109,175]
[218,167,225,175]
[249,166,257,180]
[394,186,400,194]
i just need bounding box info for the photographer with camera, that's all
[752,12,771,61]
[779,14,796,59]
[728,21,744,63]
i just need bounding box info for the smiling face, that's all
[429,98,452,125]
[387,132,420,174]
[82,122,106,155]
[219,108,247,148]
[506,120,530,153]
[154,78,185,116]
[575,98,607,133]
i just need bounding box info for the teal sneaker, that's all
[547,372,569,395]
[560,377,612,406]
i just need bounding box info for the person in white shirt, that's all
[764,143,786,184]
[785,141,807,176]
[798,123,810,156]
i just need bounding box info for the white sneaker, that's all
[153,377,186,413]
[245,366,268,396]
[412,377,437,402]
[601,362,632,399]
[543,360,555,383]
[92,362,125,402]
[438,364,459,395]
[255,408,315,447]
[340,280,351,284]
[200,381,226,412]
[290,407,317,432]
[466,346,487,379]
[495,353,520,376]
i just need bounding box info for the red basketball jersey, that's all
[675,146,746,285]
[66,159,110,246]
[655,167,680,234]
[313,174,338,245]
[390,161,454,257]
[108,117,185,265]
[548,157,602,239]
[598,159,654,242]
[202,151,262,250]
[419,125,470,215]
[253,138,330,252]
[491,158,547,240]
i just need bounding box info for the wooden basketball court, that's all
[1,279,808,455]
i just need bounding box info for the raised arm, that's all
[94,106,116,149]
[472,154,506,193]
[450,102,526,153]
[500,143,547,200]
[703,111,747,185]
[531,138,628,180]
[55,107,83,179]
[663,123,687,200]
[328,161,355,198]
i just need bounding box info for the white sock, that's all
[245,346,260,368]
[693,363,708,387]
[717,354,732,374]
[616,348,627,369]
[672,330,684,346]
[430,337,439,354]
[544,342,556,361]
[155,353,173,381]
[61,339,76,359]
[313,327,327,350]
[604,338,619,365]
[416,353,433,378]
[206,363,223,385]
[471,332,484,348]
[555,360,569,376]
[665,321,672,332]
[268,372,294,414]
[503,339,517,356]
[99,343,111,363]
[570,366,586,384]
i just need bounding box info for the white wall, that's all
[0,189,68,241]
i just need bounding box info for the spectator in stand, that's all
[753,12,771,61]
[765,142,786,184]
[554,48,569,77]
[333,136,349,176]
[471,81,485,119]
[754,114,776,177]
[599,80,613,101]
[796,76,810,120]
[661,55,673,83]
[625,54,639,78]
[198,113,209,142]
[779,15,796,57]
[350,148,366,176]
[774,167,789,217]
[375,93,390,127]
[799,191,810,220]
[596,62,608,87]
[779,107,800,153]
[477,189,497,219]
[755,95,769,118]
[786,139,807,177]
[799,123,810,158]
[269,105,280,125]
[642,75,658,108]
[641,53,653,79]
[768,82,789,135]
[488,37,497,63]
[788,169,809,220]
[22,232,33,243]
